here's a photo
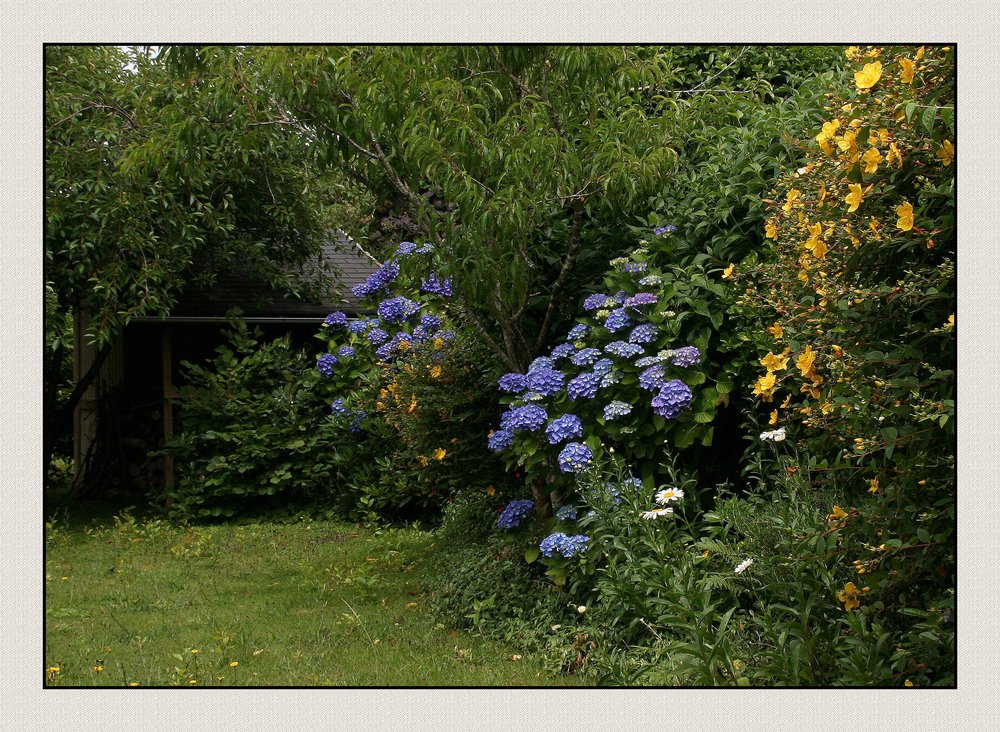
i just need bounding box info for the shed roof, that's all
[163,232,379,321]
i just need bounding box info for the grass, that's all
[44,510,590,687]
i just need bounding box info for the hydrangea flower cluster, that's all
[567,323,589,341]
[503,404,548,432]
[498,373,528,393]
[545,414,583,445]
[604,309,631,332]
[488,428,515,452]
[367,328,390,346]
[550,343,576,360]
[330,398,351,416]
[604,340,644,358]
[558,441,593,473]
[377,296,421,323]
[338,345,356,358]
[352,260,399,298]
[539,532,590,558]
[603,400,633,420]
[555,505,578,522]
[497,499,535,529]
[629,323,657,344]
[317,353,338,376]
[420,313,442,332]
[668,346,701,367]
[421,273,453,297]
[526,367,566,396]
[324,311,348,328]
[623,262,648,274]
[583,293,614,311]
[571,348,602,366]
[623,292,658,308]
[651,379,694,419]
[567,371,602,401]
[653,224,677,235]
[639,364,667,392]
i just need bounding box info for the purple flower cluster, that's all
[526,367,566,396]
[651,379,694,419]
[498,372,528,394]
[330,398,351,417]
[550,343,575,360]
[347,320,369,334]
[338,345,356,358]
[503,404,548,432]
[604,309,631,333]
[639,364,667,392]
[555,505,578,522]
[421,273,453,297]
[669,346,701,368]
[571,348,602,366]
[629,323,658,344]
[558,441,593,473]
[583,293,613,311]
[324,311,348,328]
[420,313,442,332]
[623,292,658,308]
[654,224,677,235]
[604,340,644,358]
[488,428,515,452]
[603,401,633,419]
[497,499,535,529]
[377,296,420,323]
[316,353,337,376]
[349,412,367,435]
[623,262,648,274]
[352,260,399,298]
[545,414,583,445]
[539,532,590,558]
[567,371,602,401]
[593,358,614,375]
[395,241,418,256]
[367,328,390,346]
[567,323,589,341]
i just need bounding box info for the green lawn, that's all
[44,511,588,687]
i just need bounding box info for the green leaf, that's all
[524,546,540,564]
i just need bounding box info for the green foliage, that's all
[162,319,341,519]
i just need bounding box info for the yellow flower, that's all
[408,396,417,413]
[129,682,140,686]
[433,448,447,461]
[916,46,925,60]
[837,582,862,611]
[899,57,917,84]
[397,339,411,352]
[780,393,792,409]
[418,456,429,467]
[429,365,442,379]
[868,478,880,494]
[760,352,790,373]
[93,666,104,673]
[844,46,862,60]
[769,410,779,426]
[845,183,864,212]
[191,649,200,655]
[722,263,735,280]
[904,679,914,687]
[827,505,849,525]
[433,338,444,350]
[854,61,883,90]
[753,372,777,402]
[768,323,784,340]
[896,201,914,232]
[47,666,61,674]
[796,345,817,378]
[485,485,496,497]
[804,222,827,260]
[946,313,955,330]
[765,220,779,239]
[230,661,239,668]
[782,189,801,214]
[937,139,954,166]
[817,186,828,206]
[861,147,883,174]
[882,142,900,170]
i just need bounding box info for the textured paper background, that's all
[3,4,990,730]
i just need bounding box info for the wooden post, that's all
[162,329,175,491]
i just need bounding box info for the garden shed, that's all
[72,232,379,494]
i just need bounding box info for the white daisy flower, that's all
[759,427,787,442]
[734,558,754,575]
[641,507,674,520]
[654,488,685,505]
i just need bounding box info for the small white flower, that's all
[759,427,786,442]
[641,507,674,520]
[577,605,587,614]
[734,558,754,575]
[654,488,685,505]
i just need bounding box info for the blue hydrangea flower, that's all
[550,343,575,361]
[603,401,633,420]
[613,290,628,303]
[506,404,548,432]
[420,313,442,332]
[352,260,399,298]
[593,358,614,375]
[654,224,677,235]
[497,499,534,529]
[395,240,418,256]
[349,414,366,435]
[377,296,421,323]
[583,293,614,311]
[488,428,515,452]
[337,345,356,358]
[629,323,658,344]
[527,367,566,396]
[520,391,544,402]
[545,414,583,445]
[410,326,430,342]
[567,371,601,401]
[623,292,658,308]
[324,311,348,328]
[571,348,602,366]
[347,320,368,334]
[604,340,644,358]
[368,328,390,346]
[375,343,395,361]
[639,364,667,392]
[421,273,453,297]
[567,323,589,341]
[555,505,578,522]
[498,373,528,393]
[316,353,337,376]
[604,308,631,333]
[330,398,351,416]
[635,355,666,367]
[600,370,622,388]
[527,356,554,372]
[651,379,694,419]
[416,242,435,254]
[669,346,701,367]
[623,262,648,274]
[558,441,594,473]
[539,532,590,558]
[639,274,663,287]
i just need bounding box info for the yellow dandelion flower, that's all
[937,139,954,166]
[845,183,864,212]
[905,679,914,687]
[861,147,883,174]
[896,201,914,231]
[129,682,140,687]
[899,58,918,84]
[854,62,883,90]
